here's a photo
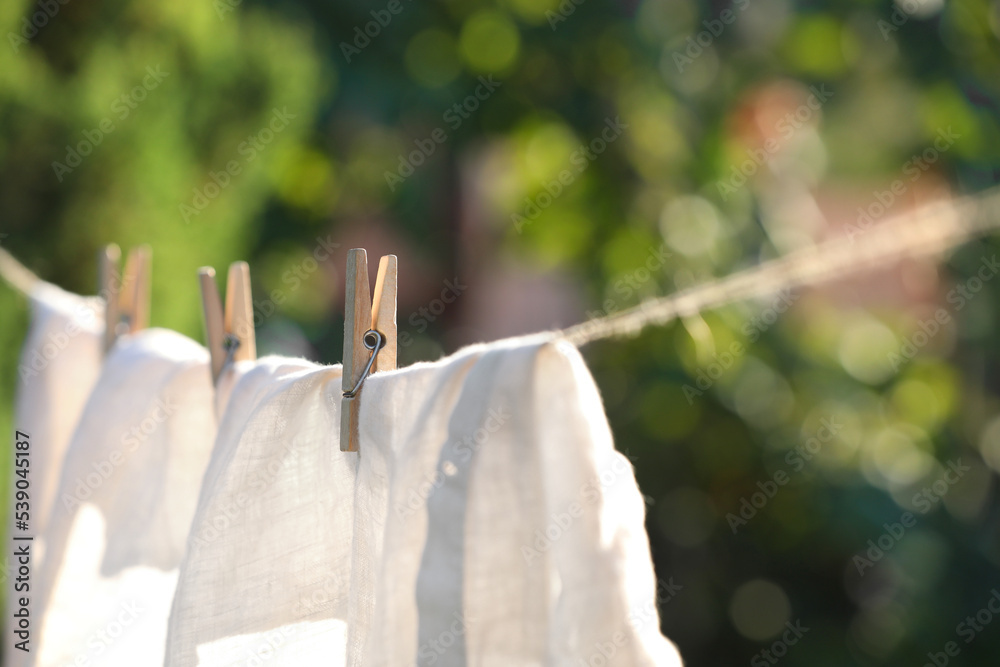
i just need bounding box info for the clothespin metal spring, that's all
[343,329,384,399]
[221,333,241,375]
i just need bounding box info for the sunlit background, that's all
[2,0,1000,664]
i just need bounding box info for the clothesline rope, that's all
[561,186,1000,346]
[0,245,40,295]
[2,186,999,347]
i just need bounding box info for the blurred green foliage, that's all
[1,0,1000,664]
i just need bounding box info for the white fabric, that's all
[166,334,681,666]
[27,329,217,667]
[10,282,103,539]
[5,283,103,663]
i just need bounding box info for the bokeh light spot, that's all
[978,415,1000,473]
[660,196,724,257]
[405,29,461,88]
[837,316,898,385]
[731,358,795,429]
[459,11,521,73]
[781,15,855,76]
[523,121,578,182]
[729,579,792,640]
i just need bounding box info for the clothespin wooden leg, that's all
[198,267,226,383]
[199,261,257,385]
[341,249,372,452]
[127,245,152,333]
[119,247,141,331]
[371,255,397,373]
[225,261,256,362]
[100,244,121,354]
[99,243,151,354]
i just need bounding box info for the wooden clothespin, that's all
[99,243,151,354]
[198,261,257,384]
[341,249,397,452]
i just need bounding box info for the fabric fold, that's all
[5,282,103,666]
[165,334,681,666]
[165,357,350,667]
[10,281,103,540]
[29,329,217,667]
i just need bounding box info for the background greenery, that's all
[2,0,1000,664]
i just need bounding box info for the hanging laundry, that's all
[4,282,104,661]
[165,334,682,666]
[165,356,353,666]
[8,282,103,541]
[25,329,218,667]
